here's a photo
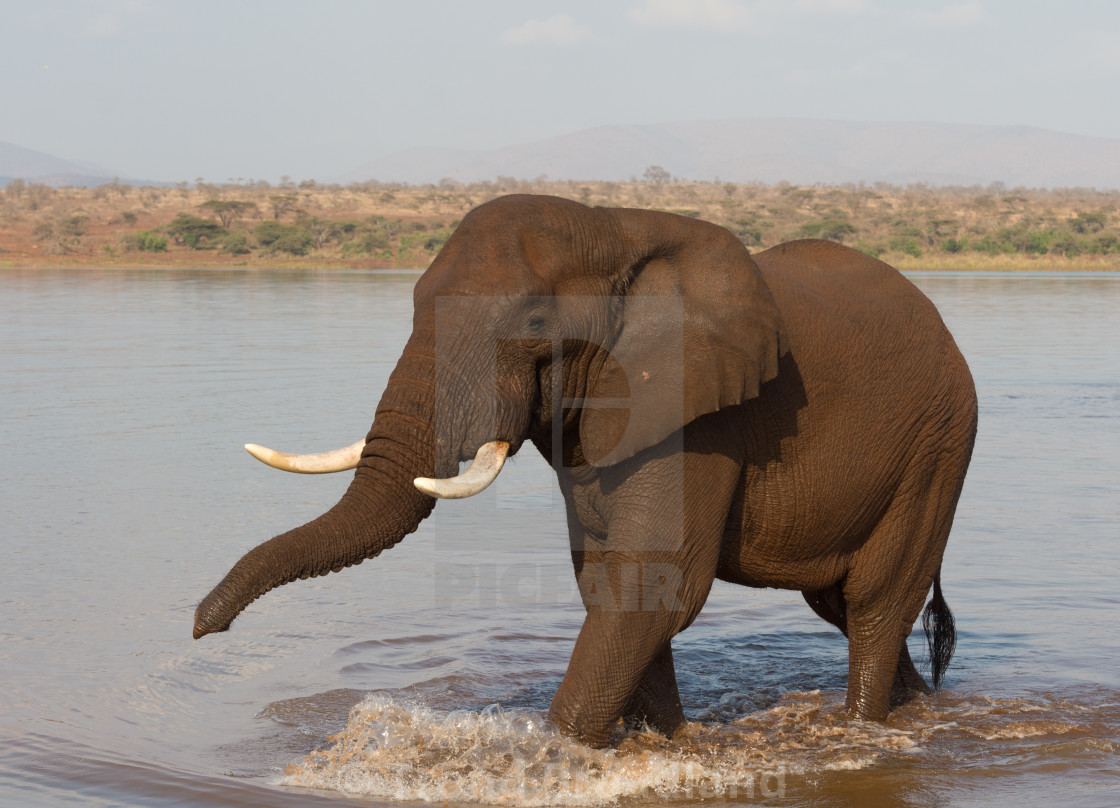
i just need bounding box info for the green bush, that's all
[59,215,89,238]
[1016,229,1055,255]
[854,240,884,258]
[1092,233,1118,253]
[1069,212,1107,234]
[122,230,168,252]
[167,214,226,248]
[399,230,451,253]
[730,218,763,245]
[221,232,251,255]
[971,235,1011,256]
[253,220,311,255]
[795,219,857,242]
[341,230,390,255]
[138,230,168,252]
[890,236,923,258]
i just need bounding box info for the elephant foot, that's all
[622,643,686,738]
[548,704,615,749]
[889,680,930,709]
[889,644,932,708]
[622,702,685,738]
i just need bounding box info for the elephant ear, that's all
[580,209,788,467]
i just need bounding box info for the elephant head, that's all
[193,194,787,639]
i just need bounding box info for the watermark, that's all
[643,765,787,801]
[434,561,693,612]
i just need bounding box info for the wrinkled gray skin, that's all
[195,194,977,747]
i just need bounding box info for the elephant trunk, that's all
[193,341,440,640]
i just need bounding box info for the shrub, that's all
[121,230,168,252]
[221,232,251,254]
[730,218,763,245]
[167,214,226,248]
[1069,212,1107,234]
[1092,233,1118,253]
[971,235,1010,256]
[1016,230,1055,254]
[854,240,884,258]
[254,221,311,255]
[399,230,451,253]
[890,236,923,258]
[138,231,168,252]
[796,219,857,242]
[59,215,89,238]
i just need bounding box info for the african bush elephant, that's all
[194,194,977,747]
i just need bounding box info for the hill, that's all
[0,140,126,187]
[343,119,1120,190]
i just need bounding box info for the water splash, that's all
[277,691,912,805]
[278,687,1118,805]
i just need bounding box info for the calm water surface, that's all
[1,268,1117,807]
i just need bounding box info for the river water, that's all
[1,268,1117,807]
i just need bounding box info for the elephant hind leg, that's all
[891,643,931,706]
[803,583,848,635]
[803,582,931,711]
[841,444,969,720]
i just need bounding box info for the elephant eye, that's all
[526,315,546,334]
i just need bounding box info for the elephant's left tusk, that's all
[244,440,365,473]
[414,441,509,499]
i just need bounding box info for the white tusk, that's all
[414,441,509,499]
[244,439,365,474]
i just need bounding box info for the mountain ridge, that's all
[0,140,128,187]
[342,118,1120,190]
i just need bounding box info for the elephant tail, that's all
[921,570,956,690]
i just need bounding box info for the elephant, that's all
[194,194,977,748]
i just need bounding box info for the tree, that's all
[253,220,311,255]
[59,215,90,238]
[200,199,258,228]
[795,219,857,243]
[268,193,298,220]
[167,214,226,248]
[295,214,340,249]
[5,178,24,201]
[643,165,671,185]
[1069,212,1107,234]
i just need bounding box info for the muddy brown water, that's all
[1,268,1117,807]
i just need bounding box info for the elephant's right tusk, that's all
[244,439,365,474]
[414,441,509,499]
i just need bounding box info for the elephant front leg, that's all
[548,551,712,746]
[623,642,686,736]
[549,432,740,746]
[563,538,685,739]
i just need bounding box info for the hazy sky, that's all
[3,0,1119,182]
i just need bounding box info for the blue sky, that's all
[3,0,1119,182]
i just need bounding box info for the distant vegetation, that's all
[2,173,1119,269]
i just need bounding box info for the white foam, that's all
[277,692,891,805]
[277,688,1114,805]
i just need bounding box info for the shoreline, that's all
[4,254,1118,272]
[4,179,1120,272]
